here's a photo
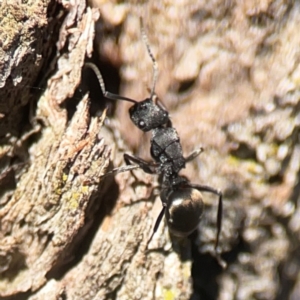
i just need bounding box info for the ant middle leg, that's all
[184,147,204,163]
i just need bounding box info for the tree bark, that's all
[1,1,300,300]
[0,1,191,299]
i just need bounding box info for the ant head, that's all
[129,95,169,132]
[165,188,204,237]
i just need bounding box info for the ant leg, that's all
[187,183,225,267]
[184,147,204,163]
[123,153,166,246]
[147,204,166,246]
[124,153,159,175]
[186,183,222,252]
[101,164,141,178]
[101,154,159,178]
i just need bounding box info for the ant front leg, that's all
[101,164,141,178]
[123,153,159,175]
[101,154,159,178]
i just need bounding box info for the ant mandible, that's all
[86,18,223,262]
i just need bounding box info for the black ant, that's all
[85,20,223,262]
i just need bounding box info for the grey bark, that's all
[1,0,300,300]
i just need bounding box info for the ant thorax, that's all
[151,127,186,174]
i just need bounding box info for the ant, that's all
[85,19,223,262]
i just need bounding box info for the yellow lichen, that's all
[81,186,89,194]
[163,289,175,300]
[62,173,68,182]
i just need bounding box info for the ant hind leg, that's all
[185,182,226,267]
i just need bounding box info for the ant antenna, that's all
[140,18,158,100]
[85,63,106,96]
[84,63,138,104]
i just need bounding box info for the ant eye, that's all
[139,120,146,128]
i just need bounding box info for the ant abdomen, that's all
[165,188,204,237]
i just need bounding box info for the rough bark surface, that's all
[94,0,300,299]
[1,1,191,299]
[0,0,58,137]
[1,0,300,300]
